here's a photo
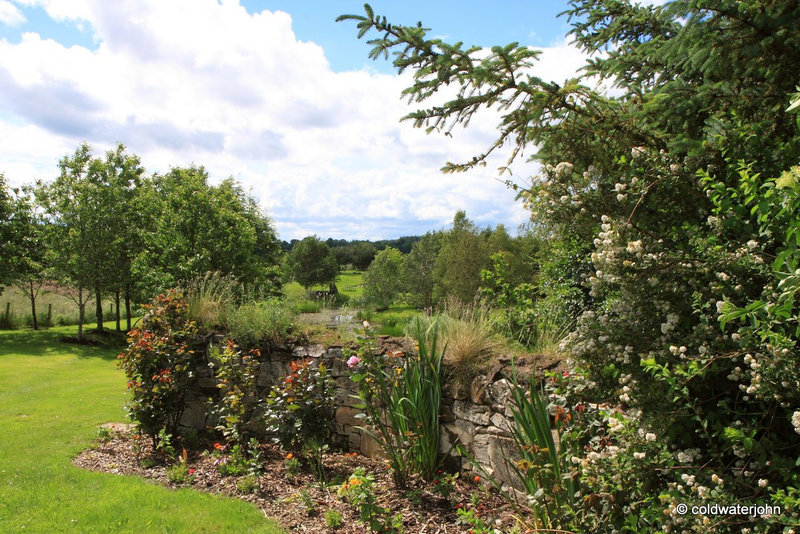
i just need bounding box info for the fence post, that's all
[47,304,52,324]
[4,302,9,321]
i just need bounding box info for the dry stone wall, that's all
[181,337,553,490]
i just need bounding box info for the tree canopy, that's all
[286,236,339,290]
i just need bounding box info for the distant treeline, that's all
[281,236,421,269]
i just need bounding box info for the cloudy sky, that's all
[0,0,592,240]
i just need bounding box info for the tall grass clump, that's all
[184,271,238,328]
[507,366,575,528]
[295,299,323,314]
[410,298,505,383]
[224,299,296,348]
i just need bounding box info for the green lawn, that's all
[0,324,283,533]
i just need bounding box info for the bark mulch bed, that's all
[74,423,531,533]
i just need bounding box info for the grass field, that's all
[0,324,283,533]
[0,286,125,328]
[283,270,365,303]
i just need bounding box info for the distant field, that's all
[283,270,365,302]
[0,286,125,328]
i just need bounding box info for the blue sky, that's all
[0,0,590,240]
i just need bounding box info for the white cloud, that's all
[0,0,25,26]
[0,1,590,240]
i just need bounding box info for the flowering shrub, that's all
[262,358,335,455]
[117,290,205,446]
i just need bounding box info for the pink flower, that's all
[347,356,361,368]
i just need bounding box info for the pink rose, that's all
[347,356,361,368]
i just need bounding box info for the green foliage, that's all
[434,212,489,304]
[224,299,296,349]
[284,454,301,478]
[117,290,204,444]
[507,370,575,529]
[324,508,343,529]
[0,175,17,289]
[262,358,335,454]
[136,166,282,296]
[363,246,404,309]
[166,449,195,485]
[348,321,445,487]
[287,236,339,289]
[212,340,262,446]
[236,474,259,494]
[481,253,571,352]
[401,232,440,309]
[454,508,494,534]
[331,241,376,270]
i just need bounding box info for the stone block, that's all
[292,344,325,358]
[489,413,513,434]
[453,400,491,426]
[335,405,363,427]
[470,375,490,404]
[359,432,385,458]
[443,421,474,450]
[179,399,207,430]
[488,378,512,405]
[442,379,469,401]
[347,431,361,450]
[440,401,455,424]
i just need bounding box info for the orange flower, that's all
[473,475,481,483]
[133,434,140,440]
[286,452,293,459]
[214,443,225,450]
[351,452,357,457]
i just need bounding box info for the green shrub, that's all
[117,290,205,446]
[324,509,343,529]
[224,299,295,349]
[166,462,194,485]
[236,474,259,494]
[211,340,262,446]
[262,359,335,454]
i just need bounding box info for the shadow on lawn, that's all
[0,327,126,361]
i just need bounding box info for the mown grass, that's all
[0,324,284,533]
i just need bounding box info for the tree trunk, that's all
[29,280,38,331]
[78,286,84,340]
[95,286,104,332]
[125,286,132,331]
[115,289,121,332]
